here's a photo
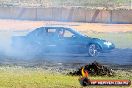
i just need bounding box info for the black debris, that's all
[68,61,114,76]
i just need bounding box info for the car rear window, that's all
[47,29,56,33]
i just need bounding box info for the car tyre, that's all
[88,44,100,57]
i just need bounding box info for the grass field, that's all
[0,66,131,88]
[0,0,131,8]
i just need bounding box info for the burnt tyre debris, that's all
[68,61,114,76]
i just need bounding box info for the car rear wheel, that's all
[88,44,100,57]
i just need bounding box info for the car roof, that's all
[43,25,71,29]
[30,25,72,34]
[32,25,73,32]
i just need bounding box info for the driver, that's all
[58,29,64,38]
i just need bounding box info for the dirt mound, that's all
[68,61,114,76]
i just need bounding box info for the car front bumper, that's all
[100,44,115,53]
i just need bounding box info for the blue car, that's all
[12,26,115,57]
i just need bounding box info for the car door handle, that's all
[48,45,57,46]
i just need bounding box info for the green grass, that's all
[44,0,131,6]
[0,66,131,88]
[83,32,132,48]
[0,0,131,7]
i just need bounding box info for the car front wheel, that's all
[88,44,100,57]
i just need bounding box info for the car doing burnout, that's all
[12,26,115,57]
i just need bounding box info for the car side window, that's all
[63,29,74,38]
[28,27,45,38]
[46,28,57,38]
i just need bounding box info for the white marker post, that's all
[131,0,132,9]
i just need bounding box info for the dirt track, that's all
[0,19,132,67]
[0,51,132,70]
[0,19,132,33]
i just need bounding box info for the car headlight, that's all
[104,41,112,46]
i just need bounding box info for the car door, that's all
[43,27,60,53]
[57,28,88,54]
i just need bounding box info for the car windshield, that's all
[70,28,88,37]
